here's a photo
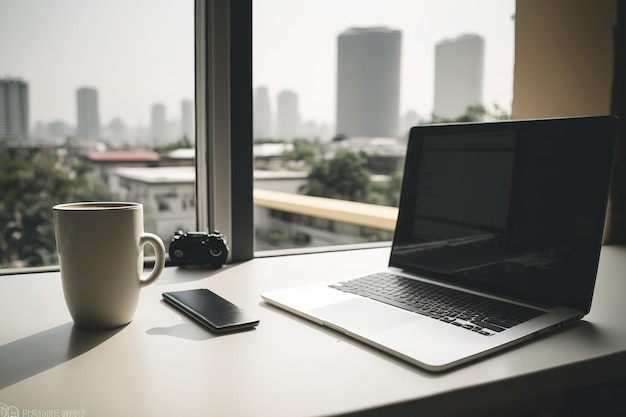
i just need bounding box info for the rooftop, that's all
[87,150,161,162]
[114,167,308,183]
[114,166,194,183]
[167,148,195,159]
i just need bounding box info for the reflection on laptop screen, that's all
[414,132,515,242]
[391,118,616,312]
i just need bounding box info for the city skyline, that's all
[254,0,515,125]
[0,0,515,131]
[26,83,194,144]
[0,0,194,129]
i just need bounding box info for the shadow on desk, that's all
[147,320,217,341]
[0,322,122,389]
[154,264,229,285]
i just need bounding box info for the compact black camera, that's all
[168,230,229,267]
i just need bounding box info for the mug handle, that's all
[139,232,166,287]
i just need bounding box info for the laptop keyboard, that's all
[329,273,543,336]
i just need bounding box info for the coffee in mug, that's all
[53,202,166,329]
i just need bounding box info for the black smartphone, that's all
[162,289,259,332]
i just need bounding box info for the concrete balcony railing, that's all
[253,189,398,232]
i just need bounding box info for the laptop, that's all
[262,116,618,371]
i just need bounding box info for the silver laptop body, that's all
[262,116,618,371]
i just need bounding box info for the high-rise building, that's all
[276,90,301,140]
[76,87,100,141]
[0,78,29,141]
[336,27,401,138]
[151,103,167,145]
[181,99,194,143]
[254,86,273,139]
[433,34,485,119]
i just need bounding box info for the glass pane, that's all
[0,0,195,269]
[253,0,516,251]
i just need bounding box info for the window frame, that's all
[196,0,392,261]
[195,0,254,263]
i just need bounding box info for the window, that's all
[252,0,516,252]
[0,0,196,269]
[0,0,517,270]
[195,0,253,262]
[1,1,620,271]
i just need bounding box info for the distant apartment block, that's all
[276,90,301,140]
[334,136,406,175]
[0,78,29,141]
[434,34,484,119]
[181,99,194,143]
[76,87,100,141]
[151,103,167,145]
[254,86,273,139]
[336,27,401,138]
[112,166,197,240]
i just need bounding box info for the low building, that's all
[87,150,161,188]
[333,136,406,175]
[110,165,393,251]
[113,166,196,242]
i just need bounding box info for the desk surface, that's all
[1,246,626,417]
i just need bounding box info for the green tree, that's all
[154,136,193,154]
[300,149,370,202]
[332,133,347,143]
[370,170,403,207]
[430,103,510,124]
[284,139,318,167]
[0,149,115,268]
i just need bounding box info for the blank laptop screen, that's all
[412,132,515,242]
[390,117,617,312]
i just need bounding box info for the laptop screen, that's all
[390,116,618,312]
[412,131,515,242]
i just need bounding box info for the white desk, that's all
[1,246,626,417]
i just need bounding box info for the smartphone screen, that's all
[163,289,259,332]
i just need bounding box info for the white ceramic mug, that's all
[53,202,166,329]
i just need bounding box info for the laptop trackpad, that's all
[311,298,421,335]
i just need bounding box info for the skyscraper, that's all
[254,86,272,139]
[276,90,301,140]
[433,34,485,119]
[181,99,194,143]
[0,78,29,141]
[76,87,100,141]
[151,103,167,145]
[336,27,401,138]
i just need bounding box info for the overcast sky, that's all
[0,0,515,128]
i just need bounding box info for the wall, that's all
[512,0,617,118]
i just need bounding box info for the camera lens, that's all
[209,248,222,257]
